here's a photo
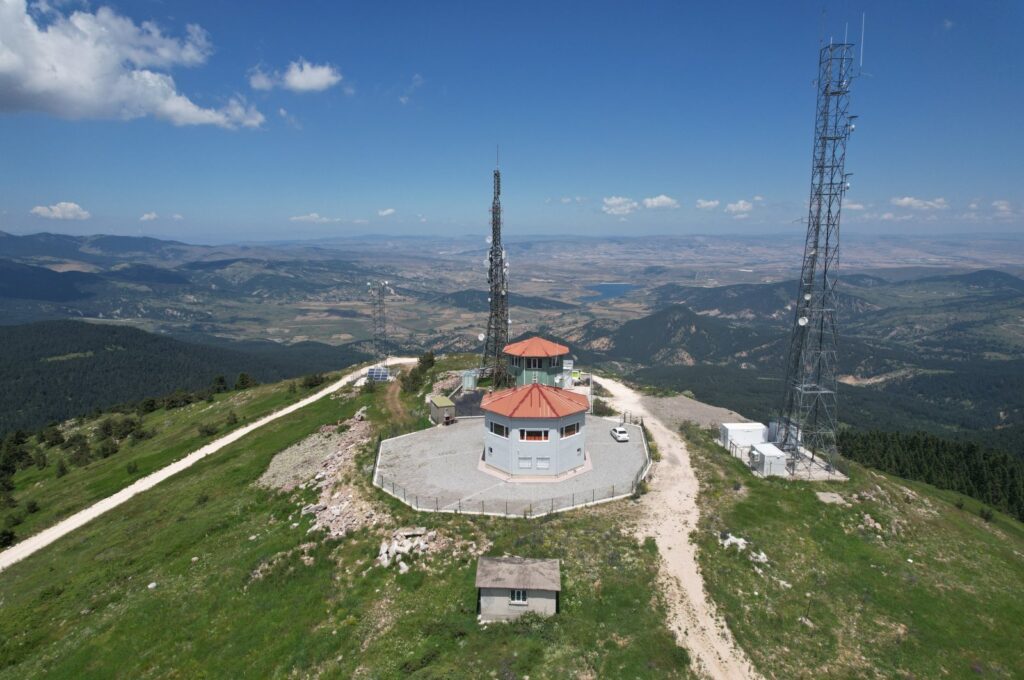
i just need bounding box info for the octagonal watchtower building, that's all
[481,337,589,477]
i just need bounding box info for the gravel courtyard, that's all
[374,415,648,516]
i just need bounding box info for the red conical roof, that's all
[481,383,589,419]
[503,336,570,358]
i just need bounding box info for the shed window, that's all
[549,357,561,369]
[560,422,580,438]
[510,589,527,604]
[535,457,551,469]
[518,457,532,469]
[520,429,548,442]
[490,422,509,438]
[526,357,542,370]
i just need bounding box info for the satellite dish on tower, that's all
[477,333,485,342]
[798,316,809,326]
[486,235,492,244]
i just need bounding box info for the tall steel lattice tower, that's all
[776,42,857,469]
[368,279,389,365]
[480,165,510,387]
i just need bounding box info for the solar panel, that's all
[366,366,390,382]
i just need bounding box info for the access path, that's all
[0,359,416,573]
[597,376,761,680]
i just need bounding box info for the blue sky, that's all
[0,0,1021,242]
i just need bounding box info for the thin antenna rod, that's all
[496,144,500,168]
[859,13,866,67]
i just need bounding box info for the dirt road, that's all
[598,376,760,680]
[0,359,416,574]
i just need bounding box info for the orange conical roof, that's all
[502,336,570,358]
[481,383,589,419]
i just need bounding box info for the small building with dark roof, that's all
[476,556,561,622]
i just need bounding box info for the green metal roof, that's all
[429,394,455,408]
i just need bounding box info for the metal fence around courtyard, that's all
[371,417,653,519]
[373,471,644,519]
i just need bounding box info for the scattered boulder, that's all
[719,532,748,551]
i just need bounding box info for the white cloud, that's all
[557,196,585,205]
[890,196,949,210]
[283,59,342,92]
[968,201,979,210]
[879,212,913,222]
[845,202,865,210]
[248,67,274,91]
[290,212,341,224]
[278,107,301,129]
[695,199,719,210]
[732,213,749,220]
[943,18,954,31]
[31,201,90,220]
[601,196,638,216]
[248,59,343,93]
[0,1,263,128]
[753,195,764,202]
[725,199,753,213]
[172,213,184,220]
[399,73,424,105]
[352,218,369,225]
[140,211,158,221]
[377,208,396,217]
[992,200,1012,214]
[642,194,680,209]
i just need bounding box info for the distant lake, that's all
[580,282,639,302]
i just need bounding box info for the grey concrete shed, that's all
[429,394,456,425]
[476,556,561,622]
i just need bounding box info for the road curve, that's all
[0,359,416,574]
[597,375,761,680]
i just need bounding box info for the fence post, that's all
[551,498,554,513]
[458,499,461,513]
[435,498,439,512]
[572,491,575,507]
[481,500,485,514]
[415,495,418,508]
[612,484,615,497]
[505,500,508,516]
[592,489,595,503]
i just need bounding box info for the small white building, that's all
[749,442,789,477]
[719,422,768,458]
[476,556,561,623]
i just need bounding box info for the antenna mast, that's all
[775,41,857,473]
[480,162,510,387]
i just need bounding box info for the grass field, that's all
[682,422,1024,679]
[0,360,691,678]
[4,375,340,542]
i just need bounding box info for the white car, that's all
[610,426,630,442]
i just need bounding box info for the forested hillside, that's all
[0,321,368,433]
[839,430,1024,521]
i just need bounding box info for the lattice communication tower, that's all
[368,279,389,365]
[480,166,510,387]
[775,42,857,470]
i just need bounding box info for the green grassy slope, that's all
[3,375,332,542]
[0,360,690,678]
[681,423,1024,679]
